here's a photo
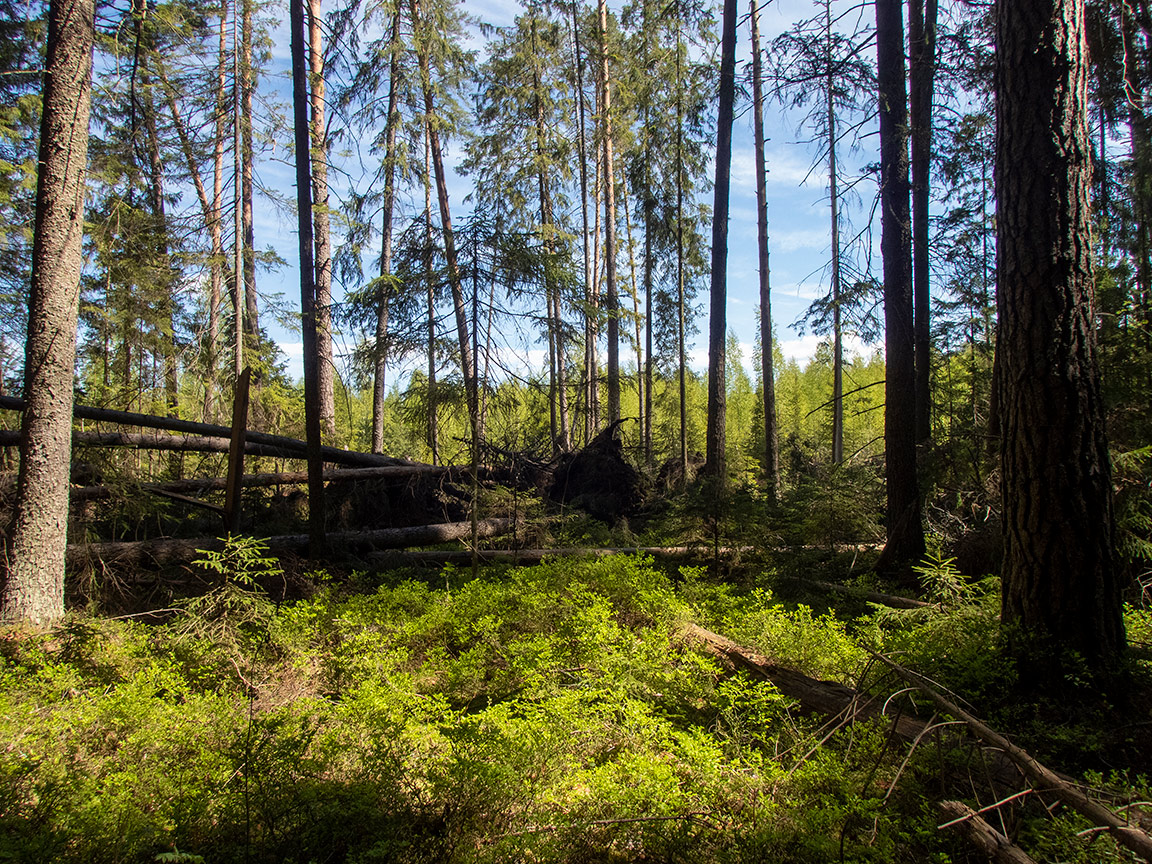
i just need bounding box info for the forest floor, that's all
[2,536,1151,864]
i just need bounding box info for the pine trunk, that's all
[704,0,737,479]
[308,0,336,438]
[1,0,93,624]
[290,0,326,554]
[597,0,620,423]
[995,0,1124,671]
[909,0,937,443]
[371,5,402,453]
[751,0,778,495]
[875,0,924,571]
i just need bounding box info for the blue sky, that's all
[253,0,879,383]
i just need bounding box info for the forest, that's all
[3,0,1152,859]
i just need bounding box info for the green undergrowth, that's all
[1,546,1148,863]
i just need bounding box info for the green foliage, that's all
[3,552,1145,863]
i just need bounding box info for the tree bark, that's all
[825,0,844,466]
[751,0,778,496]
[308,0,336,438]
[994,0,1124,670]
[597,0,620,423]
[371,6,402,453]
[875,0,924,572]
[241,0,258,344]
[704,0,737,479]
[910,0,938,444]
[290,0,326,554]
[1,0,93,624]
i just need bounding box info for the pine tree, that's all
[2,0,94,623]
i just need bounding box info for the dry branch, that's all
[878,655,1152,862]
[65,518,515,568]
[938,801,1037,864]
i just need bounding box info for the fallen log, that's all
[370,546,754,565]
[784,576,931,609]
[0,429,419,469]
[681,623,926,738]
[938,801,1037,864]
[69,464,458,502]
[0,395,414,468]
[65,518,515,568]
[878,655,1152,863]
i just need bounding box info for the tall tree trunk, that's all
[1,0,93,624]
[307,0,336,438]
[137,55,179,421]
[423,126,438,465]
[875,0,924,571]
[208,6,228,420]
[909,0,937,443]
[533,16,568,453]
[372,5,402,453]
[597,0,620,423]
[622,181,644,443]
[241,0,258,344]
[676,24,688,478]
[570,0,593,447]
[704,0,737,479]
[751,0,778,495]
[290,0,326,554]
[826,0,844,466]
[232,2,243,377]
[995,0,1124,672]
[413,0,476,430]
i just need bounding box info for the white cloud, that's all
[772,227,827,253]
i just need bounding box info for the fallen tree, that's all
[937,801,1037,864]
[65,518,515,568]
[370,546,755,565]
[70,464,459,502]
[878,654,1152,862]
[0,396,414,468]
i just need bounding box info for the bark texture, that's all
[704,0,737,479]
[995,0,1124,666]
[875,0,925,571]
[290,0,326,553]
[1,0,94,624]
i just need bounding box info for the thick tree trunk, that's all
[995,0,1124,670]
[308,0,336,439]
[751,0,778,496]
[704,0,737,479]
[1,0,93,624]
[290,0,326,554]
[875,0,924,572]
[910,0,937,444]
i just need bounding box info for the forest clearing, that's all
[3,0,1152,859]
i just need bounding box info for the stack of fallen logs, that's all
[0,394,509,566]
